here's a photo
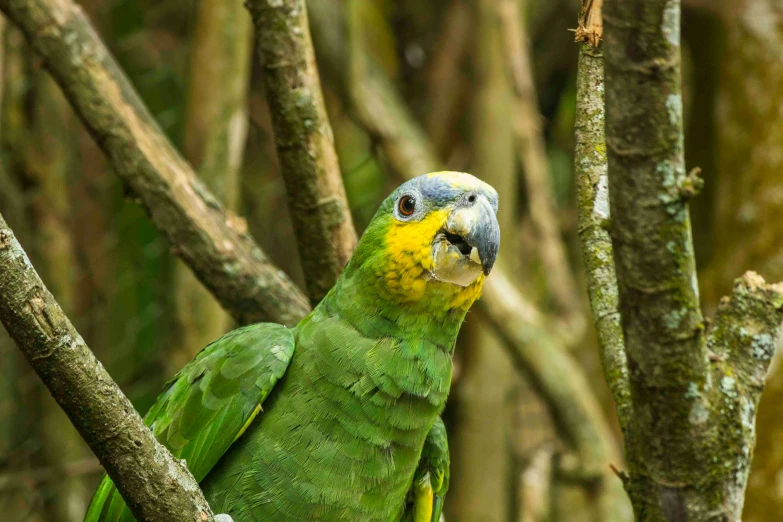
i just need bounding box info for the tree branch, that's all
[248,0,357,305]
[345,0,441,177]
[573,0,631,432]
[0,214,214,522]
[604,0,783,518]
[0,0,310,327]
[605,0,707,474]
[478,271,620,476]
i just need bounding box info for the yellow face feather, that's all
[379,208,485,310]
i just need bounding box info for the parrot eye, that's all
[398,195,416,217]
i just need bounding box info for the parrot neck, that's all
[326,265,469,355]
[310,265,469,407]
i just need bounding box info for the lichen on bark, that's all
[601,0,783,519]
[573,0,632,434]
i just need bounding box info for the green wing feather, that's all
[83,323,295,522]
[403,416,450,522]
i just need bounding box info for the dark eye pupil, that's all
[400,196,416,215]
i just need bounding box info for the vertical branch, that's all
[171,0,253,370]
[499,0,582,323]
[604,0,783,519]
[604,0,708,499]
[573,0,631,431]
[425,0,471,155]
[0,215,215,522]
[707,2,783,515]
[247,0,357,305]
[345,0,441,178]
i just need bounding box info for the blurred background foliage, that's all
[0,0,781,521]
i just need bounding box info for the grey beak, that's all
[446,196,500,275]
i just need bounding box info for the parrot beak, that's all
[430,195,500,286]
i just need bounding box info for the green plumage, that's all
[85,173,500,522]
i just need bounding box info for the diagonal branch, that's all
[248,0,357,305]
[0,214,214,522]
[0,0,310,327]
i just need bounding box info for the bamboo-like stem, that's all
[247,0,357,305]
[0,0,310,327]
[0,214,215,522]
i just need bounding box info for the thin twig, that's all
[573,0,631,431]
[574,0,603,45]
[425,0,471,154]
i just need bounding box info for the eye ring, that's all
[398,195,416,217]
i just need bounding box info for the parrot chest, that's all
[201,317,453,521]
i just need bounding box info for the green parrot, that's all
[84,171,500,522]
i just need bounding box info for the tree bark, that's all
[702,2,783,519]
[171,0,253,372]
[0,214,215,522]
[247,0,357,305]
[573,0,631,435]
[603,0,783,518]
[0,0,310,327]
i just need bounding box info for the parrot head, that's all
[346,171,500,312]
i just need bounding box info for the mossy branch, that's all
[0,0,310,327]
[0,214,215,522]
[603,0,783,518]
[247,0,357,305]
[573,0,631,432]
